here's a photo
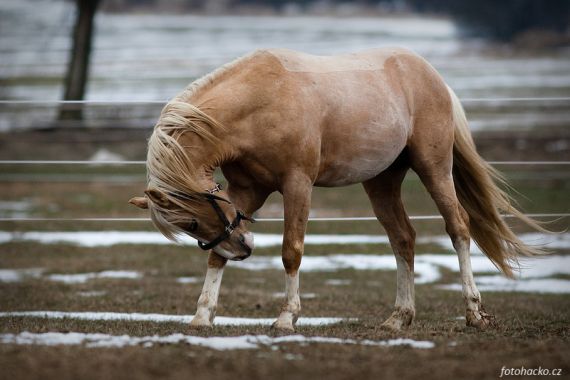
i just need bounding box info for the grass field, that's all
[0,148,569,379]
[0,239,569,379]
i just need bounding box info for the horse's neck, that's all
[175,72,256,189]
[176,116,237,187]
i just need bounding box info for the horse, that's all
[129,47,545,332]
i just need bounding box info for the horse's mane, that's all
[145,53,250,240]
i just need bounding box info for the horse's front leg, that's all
[273,174,312,331]
[190,182,270,328]
[190,251,227,327]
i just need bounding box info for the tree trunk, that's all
[59,0,101,122]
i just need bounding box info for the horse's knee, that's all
[282,254,301,274]
[282,241,303,274]
[444,210,470,247]
[391,229,416,267]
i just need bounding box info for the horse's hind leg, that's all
[409,125,496,330]
[363,156,416,331]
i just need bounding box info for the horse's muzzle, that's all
[233,232,254,260]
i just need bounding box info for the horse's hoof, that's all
[271,320,295,333]
[466,308,497,330]
[381,317,404,331]
[189,317,213,328]
[381,316,411,331]
[381,309,414,331]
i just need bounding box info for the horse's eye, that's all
[185,219,198,232]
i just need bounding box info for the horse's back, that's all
[260,47,412,74]
[211,48,450,187]
[247,49,417,186]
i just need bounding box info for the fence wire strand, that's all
[1,160,569,166]
[1,97,570,105]
[0,96,567,223]
[0,213,567,223]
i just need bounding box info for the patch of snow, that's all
[0,331,435,350]
[1,231,568,293]
[48,271,142,284]
[272,292,317,299]
[417,232,570,254]
[371,338,435,349]
[439,276,570,294]
[89,149,125,162]
[0,268,44,283]
[239,255,441,284]
[176,276,201,284]
[283,353,304,360]
[1,231,567,252]
[77,291,107,298]
[325,279,351,286]
[0,231,392,248]
[0,200,32,218]
[0,311,352,327]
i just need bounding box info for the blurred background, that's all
[0,0,568,223]
[1,0,569,128]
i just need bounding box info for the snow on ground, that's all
[439,277,570,294]
[76,291,107,298]
[0,311,352,327]
[1,232,568,292]
[176,276,202,284]
[88,149,125,162]
[272,292,317,299]
[1,231,569,252]
[0,268,44,283]
[0,200,32,218]
[0,231,390,247]
[47,270,142,284]
[0,331,435,350]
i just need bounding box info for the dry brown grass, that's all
[0,240,569,380]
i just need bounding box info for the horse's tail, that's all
[448,85,547,278]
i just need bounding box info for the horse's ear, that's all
[144,188,170,208]
[128,196,148,209]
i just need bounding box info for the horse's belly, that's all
[315,127,408,187]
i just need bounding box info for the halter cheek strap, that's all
[196,194,253,250]
[195,184,255,251]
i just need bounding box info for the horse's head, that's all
[129,185,255,261]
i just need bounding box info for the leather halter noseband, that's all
[171,183,255,251]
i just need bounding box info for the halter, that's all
[172,183,255,251]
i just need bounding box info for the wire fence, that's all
[0,213,568,223]
[1,97,570,105]
[1,160,569,166]
[0,96,568,224]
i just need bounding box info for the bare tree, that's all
[59,0,101,121]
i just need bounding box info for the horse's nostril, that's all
[239,234,246,243]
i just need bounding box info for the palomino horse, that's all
[129,48,544,331]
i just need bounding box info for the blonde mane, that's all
[145,53,251,240]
